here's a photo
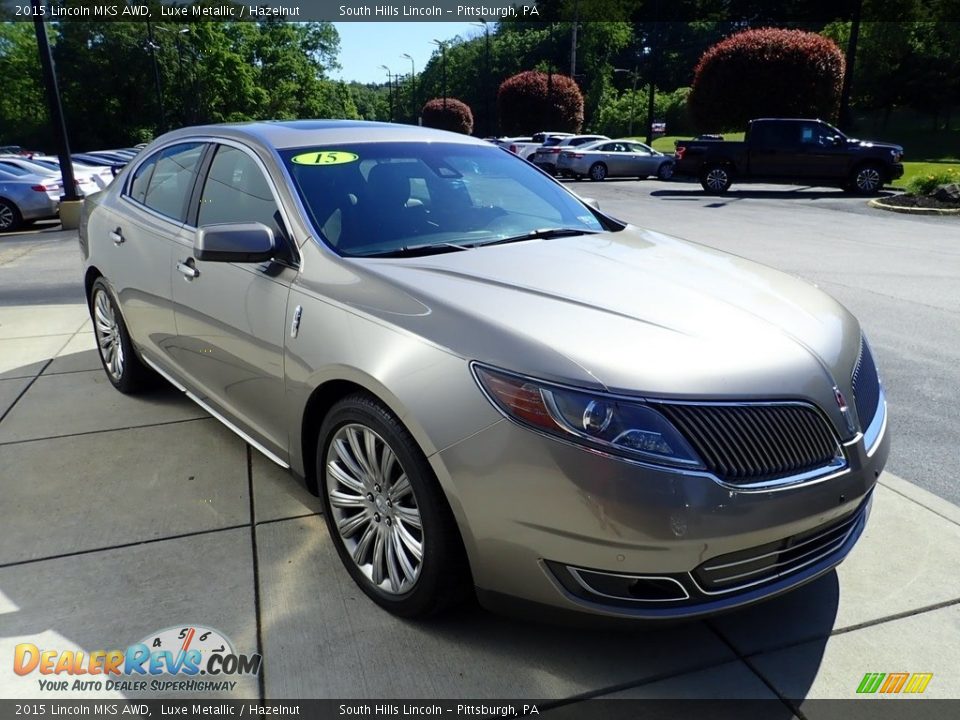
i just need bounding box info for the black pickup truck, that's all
[674,118,904,194]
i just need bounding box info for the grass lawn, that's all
[896,161,960,191]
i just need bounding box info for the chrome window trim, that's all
[469,360,849,493]
[122,135,302,269]
[568,567,691,603]
[119,139,207,228]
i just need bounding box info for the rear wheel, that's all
[700,164,732,194]
[317,393,471,618]
[589,163,608,181]
[850,163,884,194]
[0,198,23,233]
[90,278,153,393]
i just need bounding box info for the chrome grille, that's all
[693,501,866,594]
[852,339,880,430]
[655,402,840,484]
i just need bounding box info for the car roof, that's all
[157,120,491,151]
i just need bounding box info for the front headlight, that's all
[473,365,703,469]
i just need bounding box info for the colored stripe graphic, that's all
[880,672,909,693]
[903,673,934,694]
[857,673,885,693]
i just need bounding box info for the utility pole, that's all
[379,66,394,121]
[145,20,165,132]
[570,0,579,78]
[471,21,491,135]
[838,0,862,132]
[401,53,416,124]
[31,2,78,203]
[432,40,447,109]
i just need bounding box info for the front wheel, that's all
[90,278,153,393]
[657,162,675,180]
[850,164,885,194]
[589,163,608,181]
[700,164,732,194]
[317,394,471,618]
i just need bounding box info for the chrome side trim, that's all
[568,567,690,603]
[141,355,290,469]
[864,391,888,458]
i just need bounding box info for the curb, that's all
[879,472,960,528]
[868,197,960,216]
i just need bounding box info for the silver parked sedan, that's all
[557,139,675,181]
[80,121,888,620]
[0,166,60,232]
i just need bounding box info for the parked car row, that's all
[0,146,141,232]
[493,132,676,182]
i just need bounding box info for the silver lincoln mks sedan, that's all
[80,121,888,620]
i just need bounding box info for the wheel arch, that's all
[84,266,103,306]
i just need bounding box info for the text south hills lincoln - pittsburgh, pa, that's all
[338,4,540,17]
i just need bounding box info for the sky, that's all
[331,22,482,84]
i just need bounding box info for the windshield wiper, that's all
[470,227,600,248]
[358,242,471,258]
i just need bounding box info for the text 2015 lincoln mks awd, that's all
[80,121,889,619]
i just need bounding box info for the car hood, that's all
[848,138,903,153]
[327,227,861,427]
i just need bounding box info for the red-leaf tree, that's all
[688,28,845,132]
[498,71,584,135]
[420,98,474,135]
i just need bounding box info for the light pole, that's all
[401,53,416,124]
[614,67,640,137]
[379,65,394,122]
[471,20,491,136]
[431,39,447,109]
[156,26,189,127]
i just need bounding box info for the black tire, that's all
[700,164,733,194]
[588,162,607,181]
[89,278,153,393]
[0,198,23,233]
[849,163,885,195]
[317,393,471,618]
[657,162,675,181]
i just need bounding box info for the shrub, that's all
[689,28,845,133]
[498,70,584,135]
[906,167,960,196]
[421,98,474,135]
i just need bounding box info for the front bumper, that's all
[433,398,889,620]
[889,162,904,180]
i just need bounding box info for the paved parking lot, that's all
[1,184,959,711]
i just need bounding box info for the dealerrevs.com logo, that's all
[14,625,261,693]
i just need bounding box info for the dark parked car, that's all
[674,118,904,194]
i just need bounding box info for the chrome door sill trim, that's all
[142,355,290,469]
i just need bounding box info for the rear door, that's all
[168,141,299,461]
[747,121,802,178]
[108,141,206,366]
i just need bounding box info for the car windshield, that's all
[280,142,609,258]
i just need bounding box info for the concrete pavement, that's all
[1,225,958,712]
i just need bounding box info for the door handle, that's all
[109,228,124,245]
[176,260,199,280]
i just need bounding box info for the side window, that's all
[134,143,203,221]
[129,154,157,204]
[198,145,291,257]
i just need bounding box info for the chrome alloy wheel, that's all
[704,167,729,191]
[0,202,14,231]
[855,166,881,192]
[325,423,424,595]
[93,288,125,381]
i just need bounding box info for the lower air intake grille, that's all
[693,502,866,593]
[655,402,840,485]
